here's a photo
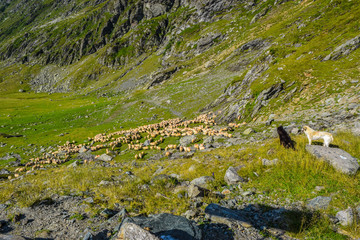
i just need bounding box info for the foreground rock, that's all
[305,145,359,175]
[204,203,294,239]
[118,213,202,240]
[0,234,26,240]
[0,195,122,239]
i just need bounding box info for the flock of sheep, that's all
[12,112,245,177]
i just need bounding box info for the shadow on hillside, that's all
[311,142,340,148]
[200,223,235,240]
[205,203,318,239]
[0,220,13,234]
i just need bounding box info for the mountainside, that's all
[0,0,360,239]
[0,0,359,124]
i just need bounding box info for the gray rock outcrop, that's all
[323,35,360,61]
[196,33,223,53]
[251,82,284,117]
[190,176,215,188]
[0,169,10,175]
[147,67,178,88]
[306,196,332,210]
[118,213,202,240]
[305,145,359,175]
[336,207,354,227]
[224,166,245,185]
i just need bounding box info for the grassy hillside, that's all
[0,0,359,239]
[0,0,358,154]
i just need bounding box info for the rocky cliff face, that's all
[0,0,246,93]
[0,0,237,67]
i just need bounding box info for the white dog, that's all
[302,126,333,147]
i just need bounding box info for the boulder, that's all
[143,140,151,146]
[79,146,88,153]
[243,128,255,135]
[188,184,209,198]
[97,154,113,162]
[306,196,332,210]
[336,207,354,227]
[190,176,215,188]
[183,209,197,219]
[78,152,95,161]
[203,136,214,144]
[224,167,245,185]
[290,127,300,135]
[180,135,197,146]
[83,231,93,240]
[305,145,359,175]
[0,169,10,175]
[118,213,201,240]
[117,222,160,240]
[262,158,279,166]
